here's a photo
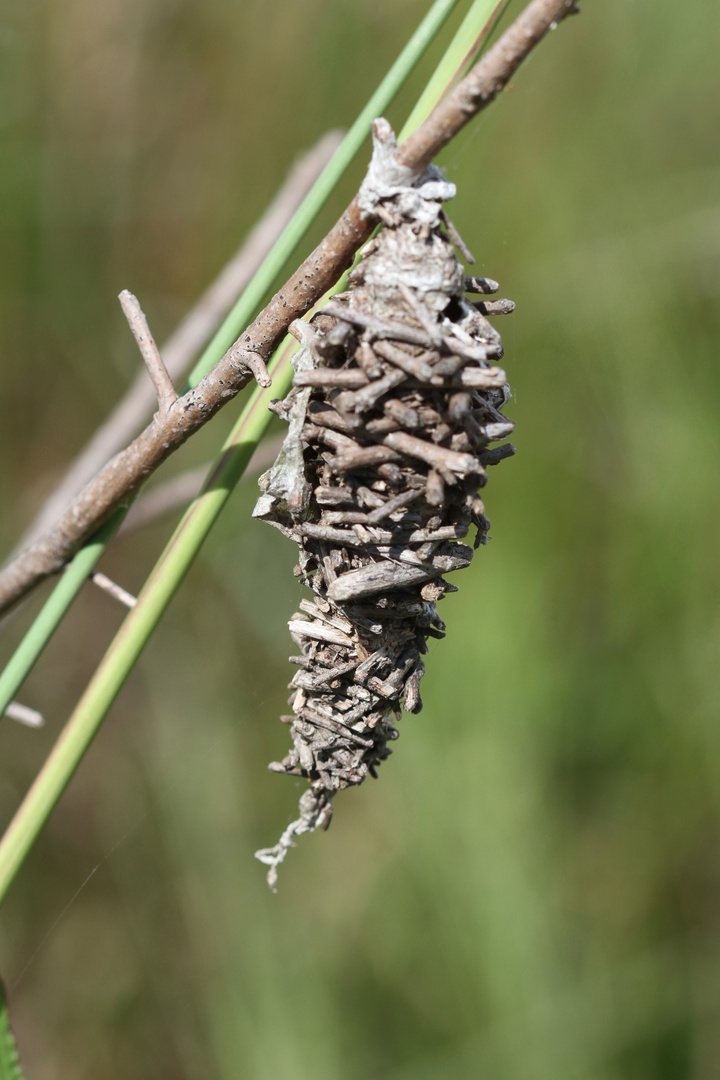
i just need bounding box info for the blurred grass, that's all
[1,0,720,1078]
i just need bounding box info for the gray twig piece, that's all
[5,701,44,728]
[119,291,178,415]
[90,572,137,609]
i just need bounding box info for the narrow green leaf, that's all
[0,514,123,718]
[0,982,24,1080]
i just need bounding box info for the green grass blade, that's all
[0,0,507,906]
[0,514,123,719]
[0,0,462,719]
[0,982,24,1080]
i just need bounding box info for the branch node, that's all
[244,351,273,388]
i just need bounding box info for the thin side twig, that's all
[90,572,137,609]
[118,291,178,415]
[0,0,578,617]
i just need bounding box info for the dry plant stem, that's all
[90,572,137,609]
[0,0,578,617]
[0,362,263,614]
[15,133,342,553]
[118,291,177,414]
[4,702,44,729]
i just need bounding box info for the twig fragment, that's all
[90,572,137,609]
[293,369,369,389]
[440,209,475,264]
[118,292,178,415]
[465,276,499,294]
[4,701,44,728]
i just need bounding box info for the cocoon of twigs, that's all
[253,121,515,889]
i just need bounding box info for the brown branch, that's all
[118,291,178,414]
[14,131,343,553]
[0,0,578,616]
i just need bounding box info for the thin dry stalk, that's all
[89,572,137,609]
[4,702,44,729]
[118,291,178,415]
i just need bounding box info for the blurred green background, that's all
[2,0,720,1076]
